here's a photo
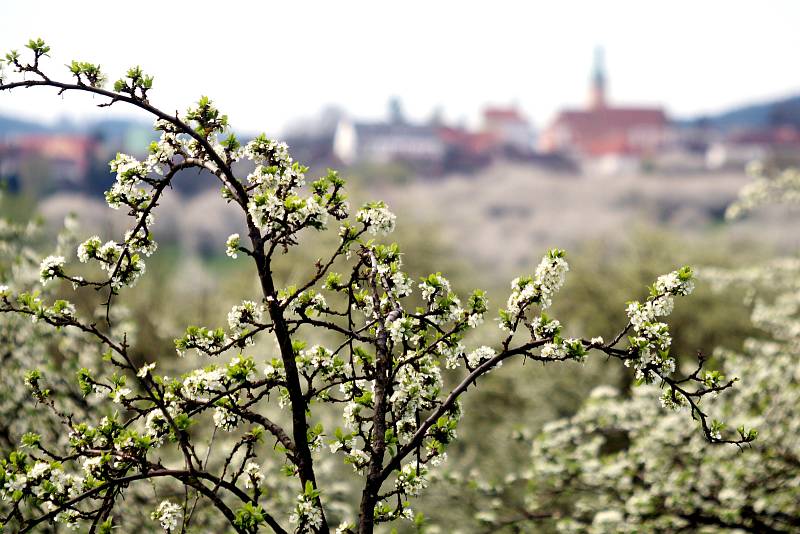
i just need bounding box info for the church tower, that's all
[588,46,607,110]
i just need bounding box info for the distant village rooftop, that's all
[332,99,535,174]
[540,48,669,159]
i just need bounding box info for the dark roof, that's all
[353,122,439,139]
[727,125,800,145]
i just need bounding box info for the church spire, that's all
[589,46,607,110]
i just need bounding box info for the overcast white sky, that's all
[1,1,799,134]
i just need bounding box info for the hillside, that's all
[680,93,800,131]
[0,114,50,137]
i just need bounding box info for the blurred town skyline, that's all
[5,37,800,190]
[4,1,800,276]
[2,1,800,134]
[5,0,800,210]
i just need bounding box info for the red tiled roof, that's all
[549,107,667,156]
[14,135,96,160]
[436,127,495,154]
[554,107,666,133]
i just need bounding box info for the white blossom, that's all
[225,233,240,258]
[395,463,428,496]
[243,462,264,489]
[289,490,323,530]
[466,346,496,368]
[356,201,396,235]
[39,255,65,285]
[151,500,181,532]
[182,367,227,402]
[212,405,238,431]
[111,387,131,403]
[227,300,263,337]
[137,362,156,378]
[77,236,101,263]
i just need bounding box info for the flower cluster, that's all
[76,236,147,289]
[289,483,323,532]
[390,356,445,442]
[243,461,264,489]
[395,463,429,497]
[227,300,263,339]
[225,233,240,258]
[151,500,182,532]
[419,273,450,302]
[530,313,561,339]
[500,249,569,330]
[285,289,327,317]
[1,459,83,506]
[143,404,181,446]
[174,325,226,356]
[38,255,65,285]
[466,346,496,368]
[726,162,800,219]
[296,344,344,380]
[654,268,695,296]
[146,119,182,167]
[212,402,239,431]
[106,153,152,209]
[243,135,348,242]
[181,367,227,402]
[124,226,158,257]
[356,201,396,235]
[624,266,695,380]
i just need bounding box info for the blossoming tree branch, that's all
[0,39,755,534]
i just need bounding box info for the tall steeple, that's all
[588,46,607,110]
[388,96,406,125]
